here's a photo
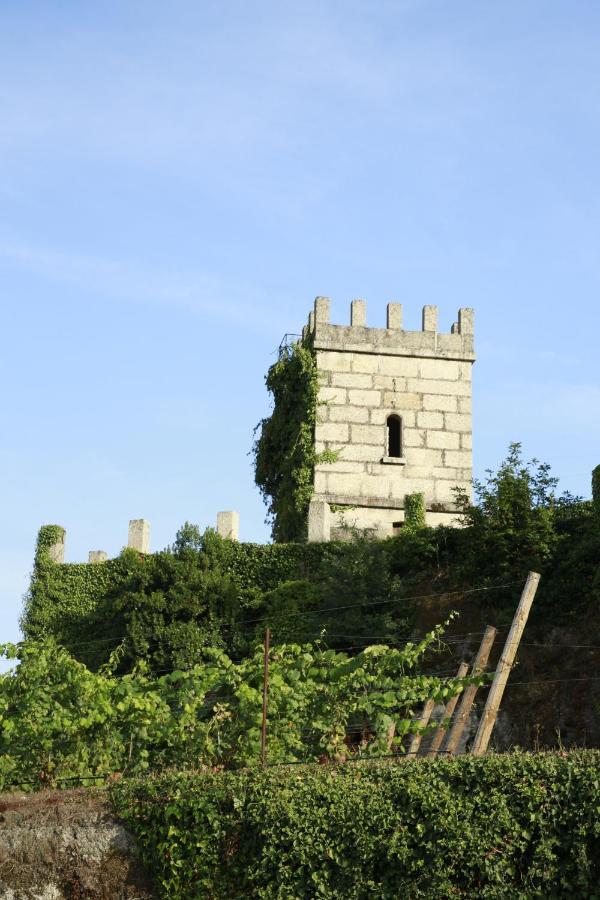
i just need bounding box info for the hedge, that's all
[112,750,600,898]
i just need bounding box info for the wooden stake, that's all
[261,627,270,767]
[426,661,469,758]
[471,572,541,756]
[444,625,498,756]
[408,698,436,756]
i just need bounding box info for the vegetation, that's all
[404,491,426,531]
[0,622,474,792]
[112,750,600,898]
[22,445,600,678]
[253,339,321,542]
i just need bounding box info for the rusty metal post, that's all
[261,627,270,766]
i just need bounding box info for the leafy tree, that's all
[454,443,558,581]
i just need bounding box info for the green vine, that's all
[404,493,426,531]
[34,525,65,566]
[253,339,321,542]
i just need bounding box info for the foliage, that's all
[403,492,426,532]
[112,750,600,899]
[22,447,600,679]
[593,464,600,526]
[253,340,321,542]
[0,625,470,791]
[454,442,558,581]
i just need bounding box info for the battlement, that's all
[37,512,241,565]
[302,298,475,362]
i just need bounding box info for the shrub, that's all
[112,750,600,899]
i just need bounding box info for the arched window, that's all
[387,414,402,458]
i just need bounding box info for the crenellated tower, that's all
[304,297,475,540]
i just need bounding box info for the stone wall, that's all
[305,298,475,540]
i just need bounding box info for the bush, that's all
[112,750,600,899]
[0,628,467,790]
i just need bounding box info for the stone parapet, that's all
[305,298,475,361]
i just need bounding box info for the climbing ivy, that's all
[253,339,334,542]
[404,492,426,531]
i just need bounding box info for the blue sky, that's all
[1,1,599,651]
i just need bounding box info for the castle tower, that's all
[304,298,475,540]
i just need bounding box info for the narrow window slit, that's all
[387,415,402,458]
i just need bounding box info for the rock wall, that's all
[0,789,154,900]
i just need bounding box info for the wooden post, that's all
[408,698,436,756]
[444,625,498,756]
[426,661,469,758]
[261,627,270,766]
[471,572,541,756]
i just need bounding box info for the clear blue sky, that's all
[1,1,599,651]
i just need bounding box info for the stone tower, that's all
[304,298,475,541]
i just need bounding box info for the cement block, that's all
[404,447,444,467]
[348,389,381,407]
[351,299,367,326]
[419,359,461,380]
[445,413,471,432]
[422,394,457,412]
[328,405,369,423]
[317,350,353,373]
[416,411,444,430]
[373,375,407,390]
[403,428,426,448]
[340,443,380,462]
[408,378,471,397]
[308,499,331,542]
[427,430,460,450]
[314,296,330,325]
[319,387,346,404]
[351,354,379,373]
[387,303,402,330]
[88,550,108,563]
[378,356,420,376]
[351,424,385,445]
[383,391,421,410]
[458,307,475,335]
[128,519,150,554]
[217,511,240,541]
[318,422,350,442]
[331,372,374,388]
[422,305,438,332]
[445,450,473,469]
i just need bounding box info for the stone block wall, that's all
[304,298,475,539]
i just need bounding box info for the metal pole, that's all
[444,625,498,756]
[426,661,469,758]
[261,627,270,766]
[471,572,541,756]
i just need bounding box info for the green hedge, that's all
[112,751,600,899]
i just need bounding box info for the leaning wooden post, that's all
[261,627,270,767]
[444,625,498,756]
[426,661,469,758]
[471,572,541,756]
[408,699,436,756]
